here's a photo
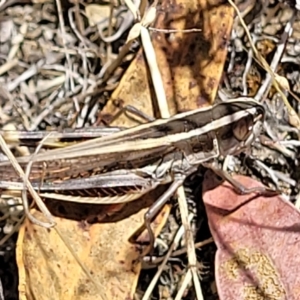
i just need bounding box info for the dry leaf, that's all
[152,0,234,111]
[104,0,234,122]
[100,50,157,126]
[17,189,170,300]
[202,171,300,299]
[141,6,156,27]
[85,4,111,26]
[126,23,142,43]
[275,73,290,91]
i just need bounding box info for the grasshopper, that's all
[0,97,265,248]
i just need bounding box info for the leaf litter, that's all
[0,0,300,299]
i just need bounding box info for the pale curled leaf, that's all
[202,172,300,300]
[126,22,142,43]
[275,73,290,91]
[85,4,111,26]
[288,109,300,130]
[126,6,157,44]
[141,6,156,27]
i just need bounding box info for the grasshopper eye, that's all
[232,115,253,141]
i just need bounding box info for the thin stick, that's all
[140,26,169,117]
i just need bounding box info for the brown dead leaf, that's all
[152,0,234,111]
[17,189,171,300]
[103,0,234,123]
[18,209,142,300]
[202,171,300,299]
[100,50,157,127]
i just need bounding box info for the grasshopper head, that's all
[218,104,265,156]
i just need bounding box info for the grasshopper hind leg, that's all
[138,178,185,257]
